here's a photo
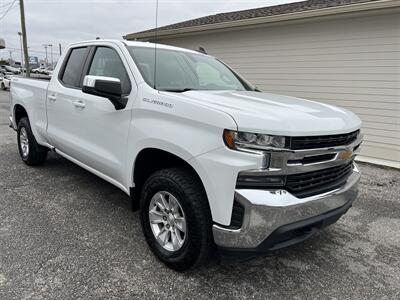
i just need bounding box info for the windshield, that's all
[127,46,254,92]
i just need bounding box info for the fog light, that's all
[236,172,285,189]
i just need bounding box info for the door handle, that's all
[73,100,86,109]
[48,95,57,102]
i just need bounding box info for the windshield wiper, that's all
[160,88,195,93]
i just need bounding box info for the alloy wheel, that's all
[19,127,29,158]
[148,191,187,252]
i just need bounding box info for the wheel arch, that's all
[13,104,29,126]
[131,147,209,209]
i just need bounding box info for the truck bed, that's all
[10,76,50,146]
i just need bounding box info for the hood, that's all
[176,90,362,136]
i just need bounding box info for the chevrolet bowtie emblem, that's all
[339,149,354,160]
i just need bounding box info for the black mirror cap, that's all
[82,79,127,110]
[94,79,122,97]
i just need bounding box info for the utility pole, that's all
[48,44,53,68]
[18,32,24,71]
[19,0,30,77]
[43,44,48,67]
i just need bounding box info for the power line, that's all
[0,1,14,9]
[0,0,17,16]
[0,6,16,15]
[1,47,60,56]
[0,0,17,21]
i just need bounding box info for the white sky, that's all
[0,0,299,61]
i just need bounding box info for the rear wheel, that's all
[140,168,213,271]
[1,82,5,90]
[17,117,48,166]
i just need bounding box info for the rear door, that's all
[47,44,137,185]
[47,46,90,154]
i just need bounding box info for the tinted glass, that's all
[88,47,131,94]
[128,46,254,92]
[61,47,87,87]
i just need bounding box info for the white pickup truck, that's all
[10,40,362,271]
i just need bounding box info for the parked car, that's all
[43,67,53,75]
[9,40,362,271]
[4,65,20,75]
[31,67,47,74]
[1,72,13,90]
[31,67,40,74]
[0,65,11,76]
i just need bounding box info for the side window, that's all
[88,47,131,94]
[61,47,87,87]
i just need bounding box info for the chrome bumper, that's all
[213,164,360,249]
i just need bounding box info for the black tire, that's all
[1,83,5,90]
[17,117,48,166]
[140,168,214,271]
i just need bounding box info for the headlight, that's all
[223,129,287,151]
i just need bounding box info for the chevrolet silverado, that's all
[9,40,362,271]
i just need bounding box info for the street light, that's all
[48,44,53,68]
[18,32,24,73]
[8,49,18,64]
[42,44,48,67]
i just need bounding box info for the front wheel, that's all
[140,168,214,271]
[1,83,5,90]
[17,117,48,166]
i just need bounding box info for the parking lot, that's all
[0,89,399,299]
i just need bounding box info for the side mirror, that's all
[82,75,127,110]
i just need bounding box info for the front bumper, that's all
[213,164,360,250]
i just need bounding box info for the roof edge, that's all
[124,0,399,40]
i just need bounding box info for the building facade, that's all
[125,0,400,168]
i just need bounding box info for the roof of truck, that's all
[66,39,203,56]
[123,40,202,54]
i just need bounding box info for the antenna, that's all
[153,0,159,90]
[198,47,207,55]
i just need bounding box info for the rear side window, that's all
[61,47,88,87]
[88,47,131,94]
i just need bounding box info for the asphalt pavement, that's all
[0,89,399,299]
